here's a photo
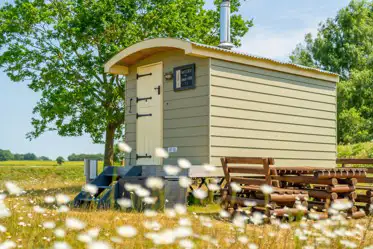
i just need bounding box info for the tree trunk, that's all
[104,124,115,166]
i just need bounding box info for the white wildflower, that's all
[244,200,257,207]
[219,209,230,218]
[57,205,70,213]
[54,228,65,238]
[43,221,56,229]
[179,218,192,226]
[110,236,123,243]
[207,184,220,191]
[117,198,132,208]
[179,177,192,188]
[0,225,6,233]
[164,165,181,175]
[203,164,216,172]
[146,177,164,190]
[179,239,194,249]
[144,209,158,217]
[87,227,100,238]
[174,226,193,238]
[124,183,140,192]
[118,142,132,153]
[232,215,246,228]
[53,242,71,249]
[88,241,112,249]
[340,240,357,248]
[250,212,264,225]
[44,196,55,204]
[56,194,70,205]
[117,225,137,238]
[260,184,273,194]
[0,204,11,218]
[230,182,242,192]
[5,182,23,195]
[178,159,191,169]
[155,148,169,158]
[143,221,161,231]
[174,204,187,215]
[65,218,85,230]
[238,235,249,244]
[77,233,92,243]
[192,189,207,199]
[248,243,258,249]
[143,197,157,204]
[165,208,176,218]
[331,200,353,211]
[83,184,98,195]
[135,187,150,197]
[0,241,16,249]
[33,205,46,214]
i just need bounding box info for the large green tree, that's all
[290,0,373,144]
[0,0,252,165]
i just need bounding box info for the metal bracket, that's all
[136,154,152,160]
[136,96,152,103]
[136,113,152,119]
[154,85,161,95]
[137,73,152,79]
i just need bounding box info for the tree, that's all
[23,153,37,160]
[290,0,373,144]
[38,156,51,161]
[0,0,252,166]
[13,154,24,160]
[56,156,65,165]
[0,149,13,161]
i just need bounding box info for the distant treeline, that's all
[67,153,103,161]
[0,149,50,161]
[0,149,103,162]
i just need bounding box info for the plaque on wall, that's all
[173,64,196,91]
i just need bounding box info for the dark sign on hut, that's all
[173,63,196,91]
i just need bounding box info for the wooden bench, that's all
[220,157,308,217]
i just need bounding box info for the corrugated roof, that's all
[190,41,339,77]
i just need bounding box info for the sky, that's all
[0,0,350,159]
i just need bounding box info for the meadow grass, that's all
[1,161,373,248]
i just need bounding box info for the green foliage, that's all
[38,156,51,161]
[56,156,65,165]
[290,0,373,144]
[0,0,252,165]
[0,149,13,161]
[337,142,373,158]
[23,153,37,160]
[13,154,24,160]
[67,153,103,161]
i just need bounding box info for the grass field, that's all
[1,161,373,248]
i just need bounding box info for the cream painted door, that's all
[136,62,163,165]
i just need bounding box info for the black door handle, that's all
[154,86,161,95]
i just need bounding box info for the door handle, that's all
[154,86,161,95]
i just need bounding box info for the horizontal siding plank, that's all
[164,96,209,110]
[164,85,209,100]
[164,116,209,129]
[211,127,336,144]
[164,106,209,120]
[210,157,335,167]
[211,68,336,99]
[164,156,210,165]
[164,137,209,147]
[211,96,335,120]
[211,106,335,128]
[164,126,209,138]
[211,116,336,136]
[211,147,336,160]
[125,132,136,142]
[211,59,337,88]
[211,137,336,152]
[211,84,335,112]
[165,146,209,157]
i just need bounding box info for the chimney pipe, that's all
[218,0,234,50]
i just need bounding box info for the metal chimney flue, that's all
[218,0,234,50]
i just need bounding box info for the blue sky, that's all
[0,0,350,159]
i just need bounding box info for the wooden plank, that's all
[211,127,336,144]
[164,96,209,110]
[211,106,335,128]
[211,60,336,91]
[231,177,266,186]
[337,158,373,165]
[211,136,336,152]
[211,117,336,136]
[164,116,209,129]
[271,176,339,185]
[165,126,209,138]
[228,166,265,174]
[225,157,267,164]
[211,96,335,120]
[211,84,336,112]
[164,106,209,120]
[164,136,209,147]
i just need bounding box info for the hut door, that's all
[136,62,163,165]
